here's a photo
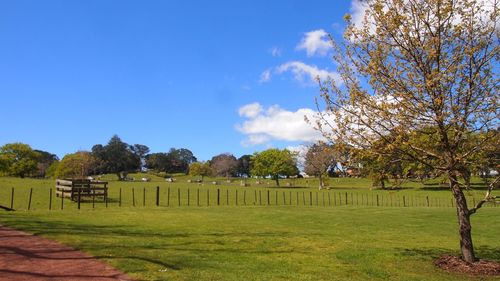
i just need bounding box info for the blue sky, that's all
[0,0,357,160]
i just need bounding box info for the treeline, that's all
[0,135,301,185]
[1,130,497,188]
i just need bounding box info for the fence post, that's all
[27,188,33,211]
[77,188,81,210]
[207,189,210,206]
[283,191,286,205]
[187,188,190,206]
[49,188,52,210]
[197,188,200,206]
[309,192,312,206]
[244,190,246,205]
[61,189,64,210]
[259,190,262,205]
[275,191,278,205]
[403,196,406,207]
[217,189,220,206]
[178,188,180,206]
[119,188,122,207]
[236,190,238,206]
[376,195,379,206]
[10,187,14,210]
[226,189,229,205]
[328,192,331,206]
[168,187,170,206]
[426,196,429,207]
[316,192,318,206]
[92,188,95,209]
[267,190,270,205]
[156,186,160,206]
[345,192,348,205]
[296,192,299,206]
[132,188,136,207]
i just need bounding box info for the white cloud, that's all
[269,46,282,57]
[296,29,331,57]
[276,61,341,84]
[259,69,272,83]
[236,103,326,146]
[238,102,263,118]
[286,144,309,169]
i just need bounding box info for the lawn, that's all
[0,176,498,281]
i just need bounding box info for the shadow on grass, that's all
[0,217,298,272]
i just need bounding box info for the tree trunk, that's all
[450,174,476,263]
[318,174,324,190]
[275,177,280,187]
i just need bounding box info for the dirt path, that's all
[0,225,134,281]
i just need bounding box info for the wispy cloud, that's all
[259,69,272,83]
[269,46,282,57]
[296,29,331,57]
[276,61,341,84]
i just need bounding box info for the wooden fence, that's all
[1,186,497,211]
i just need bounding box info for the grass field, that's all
[0,175,498,280]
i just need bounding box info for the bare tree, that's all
[314,0,499,263]
[304,142,337,189]
[210,153,239,179]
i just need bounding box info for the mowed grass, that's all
[1,206,499,281]
[0,175,493,211]
[0,176,498,280]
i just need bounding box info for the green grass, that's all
[0,175,492,211]
[0,176,498,280]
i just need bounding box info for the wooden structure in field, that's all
[56,179,108,201]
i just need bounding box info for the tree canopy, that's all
[145,148,197,174]
[91,135,141,180]
[304,142,337,189]
[0,143,40,178]
[55,151,99,179]
[251,148,299,186]
[315,0,499,262]
[210,153,239,178]
[189,161,212,181]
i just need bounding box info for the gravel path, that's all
[0,225,134,281]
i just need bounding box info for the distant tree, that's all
[0,143,40,178]
[168,148,197,174]
[251,149,299,187]
[45,161,59,178]
[145,148,197,174]
[237,155,252,177]
[210,153,239,179]
[304,142,336,189]
[55,151,99,178]
[91,135,141,180]
[145,153,170,172]
[189,162,212,181]
[34,149,59,178]
[131,144,150,170]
